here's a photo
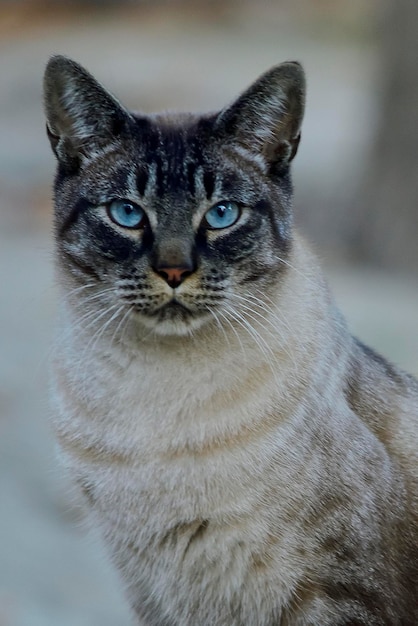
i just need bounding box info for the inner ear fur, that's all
[43,55,132,168]
[215,62,306,169]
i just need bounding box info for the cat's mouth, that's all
[134,297,212,336]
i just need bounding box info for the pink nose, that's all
[157,267,192,288]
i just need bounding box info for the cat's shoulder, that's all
[345,336,418,494]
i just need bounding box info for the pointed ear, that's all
[43,56,132,169]
[215,62,306,171]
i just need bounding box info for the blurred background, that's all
[0,1,417,624]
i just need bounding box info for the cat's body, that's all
[45,57,418,625]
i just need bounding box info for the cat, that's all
[44,55,418,625]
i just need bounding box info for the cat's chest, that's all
[55,336,290,466]
[54,343,303,530]
[53,339,314,620]
[74,423,307,621]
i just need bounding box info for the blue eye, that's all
[107,200,146,229]
[204,201,240,230]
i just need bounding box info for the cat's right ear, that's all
[43,56,132,169]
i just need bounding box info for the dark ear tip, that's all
[44,55,87,86]
[272,61,306,88]
[45,54,72,74]
[284,61,303,69]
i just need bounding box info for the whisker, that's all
[222,304,279,385]
[216,308,249,366]
[63,282,97,298]
[70,286,118,310]
[229,306,276,360]
[251,287,299,340]
[273,255,316,288]
[225,294,278,337]
[208,308,229,344]
[226,293,300,371]
[110,305,134,347]
[234,297,282,332]
[48,303,114,362]
[65,303,117,338]
[76,303,126,396]
[230,291,269,309]
[86,305,125,357]
[72,304,123,359]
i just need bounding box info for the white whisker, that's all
[225,294,298,371]
[110,305,133,347]
[211,307,246,363]
[70,286,118,310]
[76,303,126,396]
[221,304,279,385]
[88,307,125,361]
[273,255,316,287]
[63,282,97,298]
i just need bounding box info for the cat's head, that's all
[44,56,305,337]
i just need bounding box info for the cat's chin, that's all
[134,306,211,337]
[152,318,208,337]
[140,316,210,337]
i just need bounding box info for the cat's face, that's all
[45,57,305,336]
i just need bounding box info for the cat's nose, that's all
[156,266,193,289]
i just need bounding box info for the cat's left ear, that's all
[43,55,133,169]
[215,62,305,170]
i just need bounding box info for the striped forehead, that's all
[132,120,216,200]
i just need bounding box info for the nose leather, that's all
[157,266,192,288]
[152,237,196,288]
